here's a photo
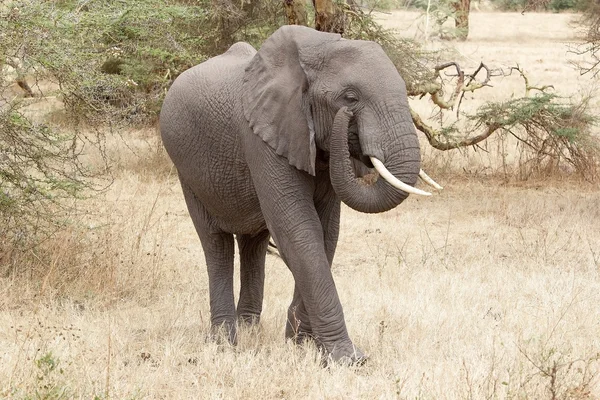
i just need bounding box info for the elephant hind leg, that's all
[180,181,237,345]
[236,230,269,324]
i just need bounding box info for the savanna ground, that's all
[1,11,600,400]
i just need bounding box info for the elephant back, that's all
[160,42,256,151]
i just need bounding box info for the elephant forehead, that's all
[325,41,389,66]
[322,44,403,84]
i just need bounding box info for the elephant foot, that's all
[287,333,368,367]
[285,329,313,345]
[237,313,261,326]
[321,339,368,367]
[209,320,237,346]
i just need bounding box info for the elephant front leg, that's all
[181,182,237,345]
[285,191,340,344]
[236,230,270,324]
[278,238,365,365]
[255,185,363,363]
[244,133,365,364]
[285,285,313,343]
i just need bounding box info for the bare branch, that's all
[410,108,501,150]
[411,61,492,113]
[464,62,492,91]
[457,62,493,115]
[508,65,554,96]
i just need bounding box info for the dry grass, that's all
[1,12,600,399]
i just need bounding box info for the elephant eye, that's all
[343,92,359,104]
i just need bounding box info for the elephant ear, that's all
[242,26,341,176]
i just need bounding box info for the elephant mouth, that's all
[347,118,374,170]
[344,113,443,193]
[329,107,437,214]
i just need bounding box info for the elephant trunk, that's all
[329,107,422,214]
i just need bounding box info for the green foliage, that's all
[474,93,594,140]
[548,0,577,11]
[30,352,70,399]
[489,0,528,10]
[1,351,96,399]
[2,0,285,126]
[94,1,209,94]
[472,93,598,177]
[1,0,210,124]
[0,105,91,252]
[36,352,60,375]
[1,2,98,255]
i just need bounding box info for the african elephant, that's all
[159,25,440,364]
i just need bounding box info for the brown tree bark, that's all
[283,0,308,26]
[282,0,348,34]
[312,0,346,34]
[451,0,470,41]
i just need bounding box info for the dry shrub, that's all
[512,343,600,400]
[418,91,600,182]
[109,129,174,181]
[0,228,109,306]
[124,143,173,180]
[0,200,169,305]
[570,0,600,77]
[473,92,599,181]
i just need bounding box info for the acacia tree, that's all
[284,0,597,179]
[0,0,288,263]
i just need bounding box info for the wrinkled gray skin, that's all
[160,25,421,364]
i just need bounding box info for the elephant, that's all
[159,25,441,364]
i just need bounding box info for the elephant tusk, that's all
[369,157,432,196]
[419,169,443,190]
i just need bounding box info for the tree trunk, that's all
[283,0,308,26]
[451,0,470,41]
[283,0,348,34]
[313,0,346,34]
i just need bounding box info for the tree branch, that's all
[509,65,554,96]
[410,62,492,113]
[410,108,501,150]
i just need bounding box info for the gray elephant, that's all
[160,25,440,364]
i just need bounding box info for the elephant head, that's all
[242,25,434,213]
